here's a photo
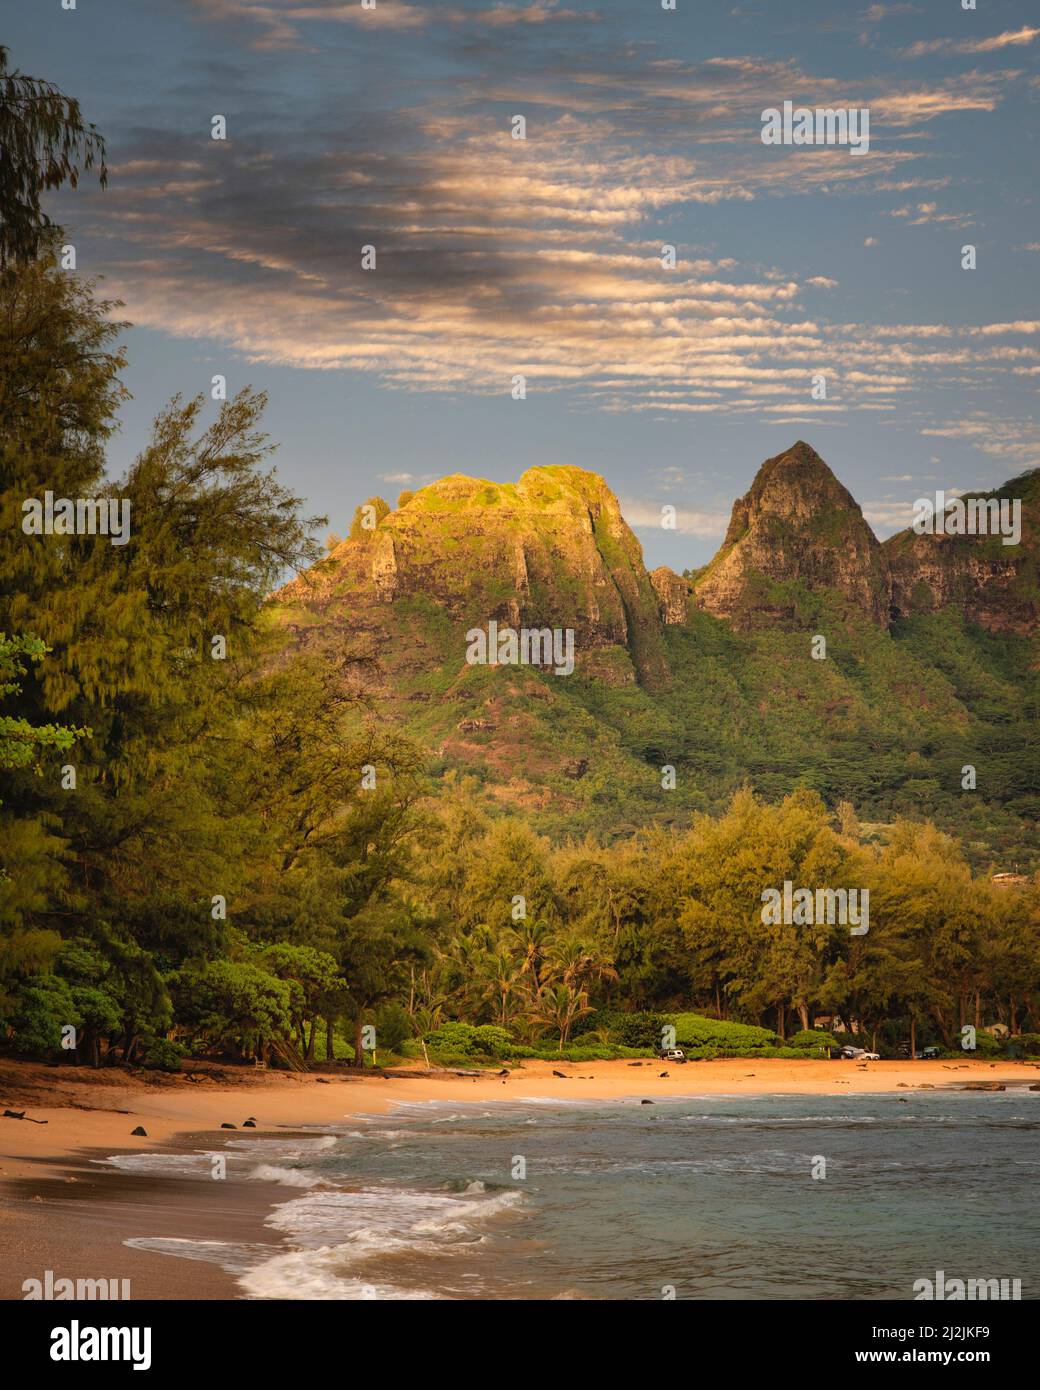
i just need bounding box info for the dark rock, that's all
[641,1099,654,1105]
[131,1126,147,1136]
[242,1120,257,1127]
[221,1122,237,1128]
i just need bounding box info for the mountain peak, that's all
[694,442,890,628]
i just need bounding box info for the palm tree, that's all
[482,951,526,1028]
[534,983,594,1053]
[506,918,554,999]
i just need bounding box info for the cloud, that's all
[52,0,1037,441]
[620,500,729,538]
[898,26,1039,59]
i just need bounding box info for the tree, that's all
[0,46,106,269]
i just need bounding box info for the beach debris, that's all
[497,1069,509,1077]
[221,1122,237,1128]
[627,1061,644,1067]
[1030,1084,1040,1091]
[552,1070,568,1079]
[963,1082,1005,1091]
[897,1083,909,1088]
[3,1109,47,1124]
[131,1126,147,1136]
[898,1098,909,1103]
[243,1120,257,1127]
[659,1071,669,1078]
[316,1078,330,1084]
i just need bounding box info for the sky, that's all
[11,0,1039,570]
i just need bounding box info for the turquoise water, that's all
[116,1090,1040,1300]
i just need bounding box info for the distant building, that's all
[991,873,1028,889]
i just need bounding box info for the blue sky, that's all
[11,0,1039,569]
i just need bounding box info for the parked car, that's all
[840,1046,866,1060]
[860,1051,881,1061]
[921,1046,942,1059]
[658,1047,686,1063]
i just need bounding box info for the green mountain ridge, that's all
[274,443,1040,866]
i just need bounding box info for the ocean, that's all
[105,1090,1040,1300]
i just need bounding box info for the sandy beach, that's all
[3,1056,1037,1300]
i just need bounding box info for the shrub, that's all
[667,1013,781,1052]
[141,1037,185,1072]
[787,1029,840,1055]
[374,1002,411,1054]
[9,976,75,1053]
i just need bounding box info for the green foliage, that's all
[0,46,107,269]
[141,1038,185,1072]
[8,976,74,1053]
[666,1014,782,1049]
[787,1029,840,1054]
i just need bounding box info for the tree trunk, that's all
[798,1002,809,1032]
[354,1014,365,1070]
[325,1017,334,1063]
[776,1002,785,1040]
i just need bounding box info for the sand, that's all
[2,1055,1036,1300]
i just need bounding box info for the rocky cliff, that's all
[686,441,892,630]
[278,465,670,689]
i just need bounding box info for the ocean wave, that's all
[265,1184,524,1241]
[238,1245,443,1300]
[246,1163,330,1188]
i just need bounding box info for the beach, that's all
[3,1057,1038,1301]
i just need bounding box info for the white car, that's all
[860,1051,881,1061]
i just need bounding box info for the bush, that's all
[787,1029,840,1055]
[141,1037,186,1072]
[9,976,75,1053]
[580,1009,669,1049]
[472,1024,515,1057]
[667,1013,781,1052]
[374,1002,411,1054]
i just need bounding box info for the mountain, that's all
[682,441,892,629]
[274,444,1040,864]
[278,466,668,690]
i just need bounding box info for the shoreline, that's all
[3,1057,1038,1301]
